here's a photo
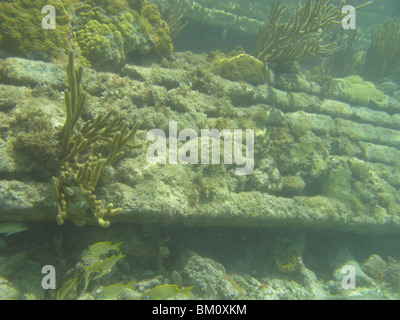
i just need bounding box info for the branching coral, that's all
[255,0,346,64]
[52,52,141,228]
[363,18,400,83]
[311,30,365,83]
[163,0,189,40]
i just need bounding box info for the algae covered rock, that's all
[183,254,226,299]
[332,253,376,288]
[280,175,306,196]
[1,58,66,89]
[139,2,174,57]
[321,157,353,202]
[0,0,173,67]
[386,257,400,292]
[320,156,400,219]
[0,0,74,60]
[319,99,353,119]
[75,19,126,70]
[2,51,400,233]
[362,254,388,280]
[74,0,173,70]
[152,0,268,36]
[361,255,400,292]
[210,54,268,85]
[323,76,389,109]
[274,235,304,273]
[275,73,321,95]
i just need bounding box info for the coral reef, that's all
[1,0,400,302]
[0,0,174,67]
[74,0,173,70]
[1,51,400,232]
[75,17,126,70]
[137,1,174,57]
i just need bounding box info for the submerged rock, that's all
[362,254,388,280]
[1,58,65,89]
[323,76,389,109]
[183,254,226,299]
[1,53,400,233]
[0,251,27,277]
[210,54,268,85]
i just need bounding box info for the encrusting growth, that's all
[52,52,141,228]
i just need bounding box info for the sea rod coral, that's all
[255,0,346,64]
[52,52,141,228]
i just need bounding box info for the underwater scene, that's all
[0,0,400,301]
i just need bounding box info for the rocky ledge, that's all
[1,53,400,233]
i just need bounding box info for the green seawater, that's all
[0,0,399,301]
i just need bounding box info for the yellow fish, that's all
[0,222,28,236]
[56,277,78,300]
[96,280,135,300]
[77,264,95,296]
[92,251,126,280]
[221,28,228,40]
[82,241,123,259]
[142,285,194,300]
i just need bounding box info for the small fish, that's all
[221,28,228,40]
[0,222,28,236]
[56,277,78,300]
[142,284,194,300]
[82,241,123,259]
[77,264,94,296]
[170,270,183,289]
[92,251,126,280]
[96,280,135,300]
